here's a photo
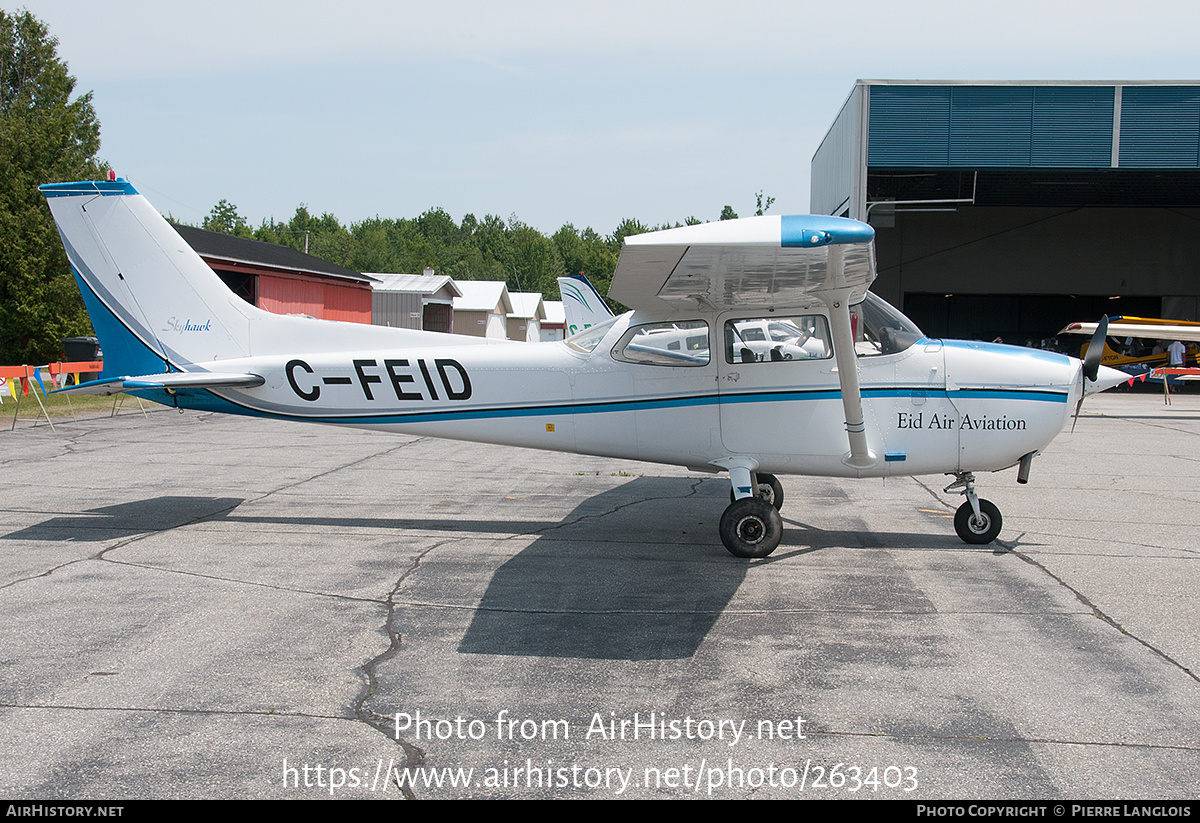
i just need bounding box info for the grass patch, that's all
[2,389,157,423]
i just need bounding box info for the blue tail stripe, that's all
[70,267,167,379]
[40,179,140,197]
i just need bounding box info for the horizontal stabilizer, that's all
[55,371,266,396]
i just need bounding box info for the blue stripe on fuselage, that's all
[174,385,1069,426]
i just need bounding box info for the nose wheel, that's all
[954,498,1002,544]
[946,472,1003,544]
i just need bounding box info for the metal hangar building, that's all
[811,81,1200,343]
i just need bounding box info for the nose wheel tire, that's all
[729,472,785,511]
[954,499,1002,544]
[720,497,783,558]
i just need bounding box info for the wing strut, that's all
[818,246,876,469]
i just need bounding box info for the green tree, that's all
[505,220,562,295]
[202,199,253,237]
[754,190,775,216]
[609,217,651,253]
[551,223,617,301]
[719,205,738,221]
[0,10,105,364]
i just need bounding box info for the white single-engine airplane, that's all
[42,178,1127,557]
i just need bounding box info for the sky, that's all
[17,0,1200,235]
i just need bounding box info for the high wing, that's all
[610,213,879,468]
[1059,318,1200,343]
[608,215,876,314]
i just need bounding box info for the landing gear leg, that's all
[945,471,1002,544]
[729,471,784,511]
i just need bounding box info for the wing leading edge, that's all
[608,214,876,314]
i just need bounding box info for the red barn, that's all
[173,224,374,323]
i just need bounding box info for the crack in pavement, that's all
[2,431,435,797]
[353,474,713,798]
[912,477,1200,685]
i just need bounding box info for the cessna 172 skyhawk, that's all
[42,178,1126,558]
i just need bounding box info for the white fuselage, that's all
[190,310,1081,480]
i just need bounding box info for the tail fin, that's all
[557,273,614,336]
[41,179,256,379]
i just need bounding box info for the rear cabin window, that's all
[612,321,710,366]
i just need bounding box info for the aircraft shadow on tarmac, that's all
[6,482,968,660]
[2,496,247,541]
[452,477,962,661]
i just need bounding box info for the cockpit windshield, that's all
[851,292,925,356]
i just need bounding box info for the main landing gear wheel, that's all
[729,472,785,511]
[720,497,783,558]
[954,499,1002,544]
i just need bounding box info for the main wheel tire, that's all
[954,499,1002,544]
[729,472,785,511]
[720,497,783,558]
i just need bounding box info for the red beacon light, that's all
[107,169,117,182]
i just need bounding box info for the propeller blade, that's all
[1083,315,1109,383]
[1074,314,1111,432]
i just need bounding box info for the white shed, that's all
[452,281,512,339]
[507,292,547,342]
[541,300,565,342]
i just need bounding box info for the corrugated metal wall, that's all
[1119,86,1200,167]
[867,84,1116,168]
[371,291,425,329]
[1030,86,1115,166]
[867,85,953,166]
[865,83,1200,170]
[810,86,865,216]
[259,274,371,323]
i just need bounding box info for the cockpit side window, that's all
[724,315,832,364]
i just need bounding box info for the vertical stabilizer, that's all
[41,179,255,377]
